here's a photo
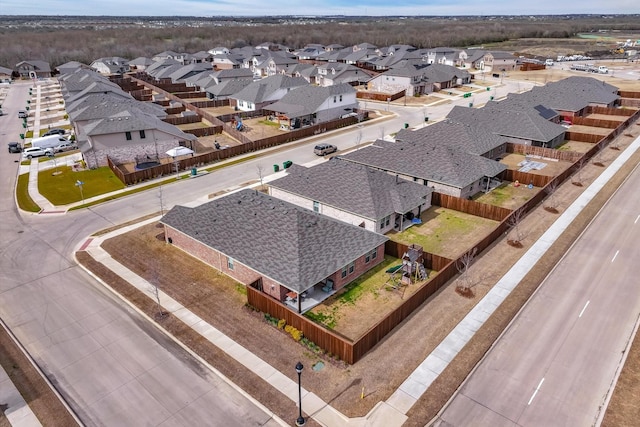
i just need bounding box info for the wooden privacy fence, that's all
[162,115,202,125]
[184,126,222,137]
[506,143,582,162]
[246,286,357,363]
[587,105,635,116]
[191,99,229,108]
[501,170,554,188]
[618,91,640,99]
[572,116,622,129]
[357,90,406,102]
[565,131,602,144]
[432,192,512,222]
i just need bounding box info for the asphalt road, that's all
[0,82,283,426]
[437,161,640,426]
[0,76,536,425]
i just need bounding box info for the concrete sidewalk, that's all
[76,134,640,426]
[0,363,42,427]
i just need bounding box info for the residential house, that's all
[205,78,253,100]
[285,63,319,85]
[482,51,518,72]
[338,139,507,199]
[266,54,299,76]
[269,158,433,233]
[167,62,212,83]
[502,76,619,121]
[367,63,469,96]
[15,60,51,78]
[212,53,243,70]
[0,66,14,80]
[190,51,214,63]
[395,118,507,160]
[161,189,388,313]
[231,75,308,111]
[316,63,371,87]
[208,47,230,56]
[210,68,254,84]
[90,57,130,75]
[152,51,187,65]
[423,47,465,66]
[263,83,358,128]
[144,58,181,78]
[447,102,567,148]
[55,61,92,75]
[128,57,155,71]
[79,108,197,168]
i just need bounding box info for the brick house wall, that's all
[165,225,386,302]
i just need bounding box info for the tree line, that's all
[0,15,638,69]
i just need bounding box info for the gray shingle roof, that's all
[67,92,166,121]
[447,103,566,143]
[504,76,619,112]
[82,109,196,141]
[233,75,308,104]
[339,139,506,189]
[270,158,432,221]
[161,189,388,293]
[395,119,506,156]
[205,78,253,97]
[263,83,355,118]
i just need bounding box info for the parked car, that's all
[53,142,78,153]
[22,146,54,159]
[314,143,338,156]
[8,142,22,153]
[18,110,27,118]
[42,128,66,137]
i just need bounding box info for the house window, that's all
[348,262,355,274]
[125,131,132,141]
[313,201,320,213]
[333,96,337,103]
[341,266,348,278]
[139,130,146,139]
[227,257,234,270]
[339,95,342,102]
[372,248,377,260]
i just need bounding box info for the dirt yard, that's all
[500,152,573,177]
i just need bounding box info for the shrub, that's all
[277,318,286,329]
[63,114,69,119]
[284,325,303,341]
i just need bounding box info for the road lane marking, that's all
[579,301,590,318]
[612,250,619,263]
[528,378,545,405]
[635,215,639,224]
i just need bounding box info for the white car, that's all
[53,142,78,153]
[22,146,54,159]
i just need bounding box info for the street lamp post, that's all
[295,362,305,426]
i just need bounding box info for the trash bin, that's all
[404,123,409,129]
[424,117,429,122]
[486,87,491,91]
[490,96,494,100]
[283,160,293,169]
[273,164,280,172]
[191,167,197,176]
[469,102,474,108]
[19,133,24,139]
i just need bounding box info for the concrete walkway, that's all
[74,133,640,427]
[0,363,42,427]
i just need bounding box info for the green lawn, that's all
[38,166,125,205]
[390,208,497,256]
[16,173,41,212]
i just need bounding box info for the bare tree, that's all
[256,164,265,191]
[571,156,588,187]
[355,127,363,148]
[456,247,478,297]
[506,209,527,247]
[544,180,559,213]
[157,184,165,216]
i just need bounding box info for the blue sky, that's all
[1,0,638,16]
